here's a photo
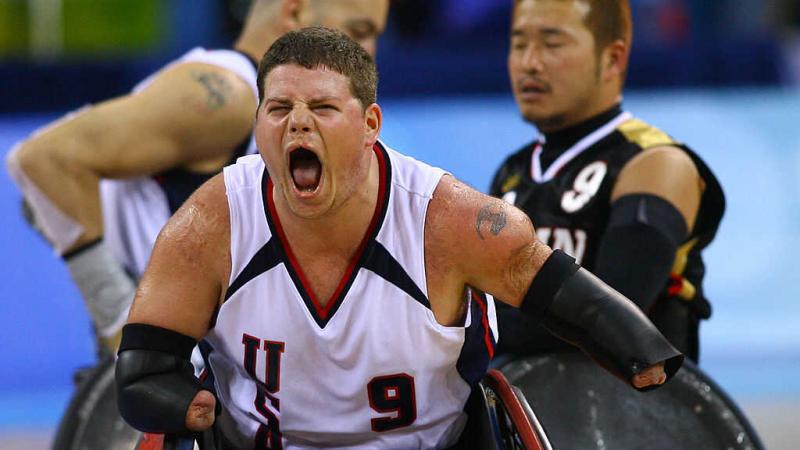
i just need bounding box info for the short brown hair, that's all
[257,26,378,109]
[513,0,632,54]
[583,0,632,54]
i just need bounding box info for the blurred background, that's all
[1,0,798,448]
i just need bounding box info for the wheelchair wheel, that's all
[51,356,142,450]
[500,352,765,450]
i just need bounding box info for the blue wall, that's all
[1,88,799,428]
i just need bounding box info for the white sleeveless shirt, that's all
[204,142,498,449]
[100,48,258,277]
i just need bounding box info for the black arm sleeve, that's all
[115,323,204,434]
[521,250,683,390]
[593,194,688,312]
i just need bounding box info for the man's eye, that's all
[268,106,289,113]
[314,105,337,111]
[348,26,375,41]
[511,40,527,51]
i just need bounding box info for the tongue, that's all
[291,159,321,190]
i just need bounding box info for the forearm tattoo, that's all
[476,204,507,240]
[191,71,231,110]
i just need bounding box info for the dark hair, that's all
[513,0,632,53]
[583,0,632,54]
[256,26,378,109]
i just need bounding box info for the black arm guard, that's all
[593,194,688,312]
[115,323,203,434]
[521,250,683,390]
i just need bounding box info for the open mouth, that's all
[289,147,322,193]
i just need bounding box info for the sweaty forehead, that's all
[264,64,352,98]
[513,0,591,30]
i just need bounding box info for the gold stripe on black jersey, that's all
[617,119,675,149]
[668,238,698,301]
[501,174,521,193]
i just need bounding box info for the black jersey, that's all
[491,105,725,357]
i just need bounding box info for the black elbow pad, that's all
[522,251,683,389]
[115,323,203,434]
[592,194,689,311]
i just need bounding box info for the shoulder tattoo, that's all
[476,204,507,240]
[190,70,232,110]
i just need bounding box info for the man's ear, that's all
[278,0,310,31]
[602,39,629,84]
[364,103,383,146]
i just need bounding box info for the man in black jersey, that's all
[492,0,725,362]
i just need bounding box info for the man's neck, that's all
[541,103,623,148]
[233,37,274,65]
[234,22,283,64]
[274,151,380,258]
[537,103,623,171]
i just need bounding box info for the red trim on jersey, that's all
[471,290,495,360]
[266,144,389,321]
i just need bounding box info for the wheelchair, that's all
[53,352,763,450]
[52,357,549,450]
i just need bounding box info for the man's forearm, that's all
[520,250,683,390]
[8,139,103,253]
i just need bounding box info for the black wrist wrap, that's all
[116,323,204,434]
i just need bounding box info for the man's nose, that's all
[288,107,314,133]
[521,45,544,73]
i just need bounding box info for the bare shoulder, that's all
[129,61,256,157]
[150,173,231,288]
[129,173,231,338]
[426,175,546,304]
[152,61,256,116]
[621,145,699,178]
[613,145,704,227]
[158,173,231,265]
[427,175,533,245]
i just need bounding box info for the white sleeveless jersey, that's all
[205,142,499,449]
[100,48,259,277]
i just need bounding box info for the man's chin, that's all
[283,193,332,221]
[521,110,567,133]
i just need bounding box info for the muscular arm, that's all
[127,173,230,338]
[426,176,551,316]
[118,174,230,433]
[10,63,255,252]
[592,146,703,311]
[427,175,678,389]
[611,146,702,229]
